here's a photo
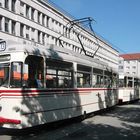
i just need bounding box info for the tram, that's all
[0,40,118,129]
[118,74,140,103]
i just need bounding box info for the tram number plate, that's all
[0,41,6,51]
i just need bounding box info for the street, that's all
[1,101,140,140]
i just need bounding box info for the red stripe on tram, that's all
[0,88,117,97]
[0,117,21,124]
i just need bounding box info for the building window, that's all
[38,31,41,43]
[12,21,16,35]
[0,16,2,30]
[42,14,45,26]
[42,33,45,44]
[0,0,2,7]
[52,19,54,30]
[5,18,9,32]
[132,72,136,75]
[11,0,16,12]
[26,5,30,18]
[26,26,29,39]
[126,66,130,69]
[20,24,24,37]
[31,28,35,41]
[31,8,34,20]
[119,66,123,69]
[119,60,123,64]
[54,37,57,45]
[38,12,41,23]
[20,2,24,15]
[46,16,49,27]
[5,0,9,9]
[132,66,136,69]
[46,34,50,44]
[58,23,61,33]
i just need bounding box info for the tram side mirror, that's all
[22,64,29,88]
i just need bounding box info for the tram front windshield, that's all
[0,63,9,87]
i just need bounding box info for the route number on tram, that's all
[0,41,6,51]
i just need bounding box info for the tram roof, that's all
[0,40,116,72]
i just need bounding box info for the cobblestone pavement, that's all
[1,101,140,140]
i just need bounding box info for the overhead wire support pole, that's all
[77,34,87,55]
[88,22,100,58]
[70,17,99,58]
[57,17,100,58]
[70,17,94,25]
[57,35,64,48]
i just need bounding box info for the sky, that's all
[48,0,140,54]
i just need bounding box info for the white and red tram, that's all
[0,40,118,129]
[119,74,140,103]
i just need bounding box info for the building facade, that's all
[0,0,119,72]
[119,53,140,78]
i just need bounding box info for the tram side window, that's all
[138,80,140,88]
[77,73,91,88]
[134,78,137,88]
[77,65,91,88]
[46,68,57,88]
[46,59,73,88]
[134,78,139,88]
[104,71,113,88]
[58,70,72,88]
[119,79,124,87]
[10,62,22,88]
[124,76,133,87]
[0,63,9,87]
[25,56,44,88]
[92,74,103,87]
[112,73,118,88]
[93,68,103,88]
[124,77,127,87]
[127,77,133,87]
[104,76,112,88]
[128,81,132,87]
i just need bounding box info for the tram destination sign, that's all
[0,40,6,51]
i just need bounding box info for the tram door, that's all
[25,55,44,88]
